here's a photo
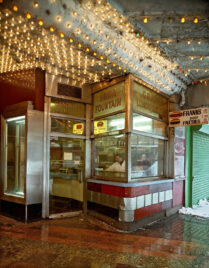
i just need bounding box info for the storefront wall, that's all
[0,71,186,227]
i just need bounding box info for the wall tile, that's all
[145,194,152,206]
[152,192,159,204]
[136,195,145,209]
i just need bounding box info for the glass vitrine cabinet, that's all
[92,75,169,182]
[1,102,43,220]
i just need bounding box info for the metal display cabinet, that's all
[0,101,44,221]
[91,75,169,183]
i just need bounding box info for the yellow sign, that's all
[94,120,107,134]
[73,123,84,135]
[93,82,125,118]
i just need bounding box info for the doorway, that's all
[49,136,85,215]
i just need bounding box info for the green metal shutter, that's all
[192,130,209,205]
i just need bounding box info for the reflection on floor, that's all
[0,213,209,267]
[49,196,83,215]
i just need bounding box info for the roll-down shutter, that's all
[192,130,209,205]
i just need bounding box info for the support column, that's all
[185,126,192,207]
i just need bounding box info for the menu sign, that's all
[73,123,84,134]
[133,82,168,122]
[94,120,107,134]
[93,82,125,118]
[169,108,208,127]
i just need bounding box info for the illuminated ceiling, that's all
[1,0,206,94]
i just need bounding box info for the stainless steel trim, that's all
[119,210,134,222]
[50,132,86,140]
[87,190,137,211]
[126,133,131,182]
[87,178,174,187]
[26,110,44,205]
[45,72,87,103]
[49,211,82,219]
[42,97,51,218]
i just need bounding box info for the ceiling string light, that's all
[0,0,192,93]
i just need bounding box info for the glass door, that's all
[49,136,85,215]
[4,116,26,198]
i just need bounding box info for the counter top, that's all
[87,178,184,187]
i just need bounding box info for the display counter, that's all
[88,75,185,229]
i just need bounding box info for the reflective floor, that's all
[0,213,209,267]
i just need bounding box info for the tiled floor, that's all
[0,214,209,267]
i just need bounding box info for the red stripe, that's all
[88,182,150,197]
[87,182,102,192]
[134,203,162,220]
[173,180,185,207]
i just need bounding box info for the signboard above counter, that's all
[169,107,209,127]
[93,82,125,118]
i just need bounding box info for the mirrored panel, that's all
[4,116,26,197]
[131,134,165,178]
[50,97,85,118]
[94,134,126,178]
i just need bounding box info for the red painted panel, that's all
[173,180,185,207]
[101,184,150,197]
[131,186,150,197]
[0,81,35,114]
[87,182,102,193]
[149,182,172,193]
[101,185,125,197]
[134,203,162,221]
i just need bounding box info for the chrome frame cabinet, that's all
[0,102,44,221]
[91,75,169,183]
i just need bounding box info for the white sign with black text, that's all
[169,107,208,127]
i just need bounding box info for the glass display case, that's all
[4,116,26,197]
[50,137,84,182]
[1,102,44,211]
[94,113,125,134]
[133,113,167,137]
[51,117,85,135]
[94,134,126,178]
[131,134,164,178]
[91,75,169,182]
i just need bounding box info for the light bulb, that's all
[181,17,185,23]
[13,5,18,12]
[193,17,198,23]
[38,20,43,26]
[143,17,148,23]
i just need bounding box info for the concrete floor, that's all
[0,213,209,268]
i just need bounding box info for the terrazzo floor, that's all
[0,213,209,267]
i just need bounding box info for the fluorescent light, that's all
[6,116,25,122]
[109,118,125,127]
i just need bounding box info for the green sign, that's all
[93,82,125,118]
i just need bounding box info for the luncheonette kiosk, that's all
[87,75,185,230]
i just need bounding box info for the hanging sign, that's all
[169,108,208,127]
[73,123,84,134]
[94,120,107,134]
